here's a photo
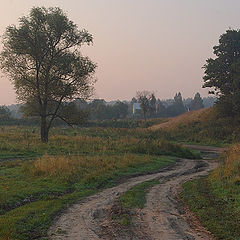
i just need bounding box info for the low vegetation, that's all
[120,179,160,209]
[151,107,240,145]
[112,179,160,227]
[0,126,198,240]
[182,143,240,240]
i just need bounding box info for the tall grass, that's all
[151,107,240,145]
[211,143,240,182]
[26,153,151,182]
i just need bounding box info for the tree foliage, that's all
[136,91,155,120]
[87,100,128,120]
[0,106,11,121]
[190,92,204,111]
[0,7,96,142]
[203,29,240,117]
[167,92,186,117]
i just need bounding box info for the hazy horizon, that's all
[1,0,240,105]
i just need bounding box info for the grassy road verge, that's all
[181,144,240,240]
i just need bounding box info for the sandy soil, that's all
[48,146,222,240]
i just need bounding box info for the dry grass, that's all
[149,108,214,131]
[211,143,240,182]
[26,153,151,182]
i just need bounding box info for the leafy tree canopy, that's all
[136,91,155,120]
[203,29,240,117]
[0,7,96,142]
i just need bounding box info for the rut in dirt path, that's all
[48,146,222,240]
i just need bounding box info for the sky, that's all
[0,0,240,105]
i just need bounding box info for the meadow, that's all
[0,125,197,240]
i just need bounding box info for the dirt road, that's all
[48,146,222,240]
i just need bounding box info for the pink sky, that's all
[1,0,240,105]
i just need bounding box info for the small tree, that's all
[0,7,96,142]
[203,29,240,117]
[156,99,166,117]
[149,93,157,117]
[136,90,152,120]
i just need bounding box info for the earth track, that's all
[48,146,222,240]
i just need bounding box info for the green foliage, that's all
[190,92,204,111]
[166,92,186,117]
[136,90,156,119]
[87,100,129,120]
[203,29,240,117]
[0,106,10,120]
[0,7,96,142]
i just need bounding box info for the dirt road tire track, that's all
[48,146,222,240]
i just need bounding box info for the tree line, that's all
[0,93,215,124]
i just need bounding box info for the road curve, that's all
[48,146,222,240]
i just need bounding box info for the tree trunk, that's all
[41,115,49,143]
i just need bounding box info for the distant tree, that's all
[88,99,128,120]
[88,99,107,120]
[75,98,88,110]
[190,92,204,110]
[203,29,240,117]
[149,93,157,117]
[0,7,96,142]
[136,90,152,120]
[202,97,216,108]
[131,97,137,103]
[0,106,11,121]
[112,101,128,119]
[156,99,166,117]
[166,92,186,117]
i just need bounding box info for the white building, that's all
[133,103,141,114]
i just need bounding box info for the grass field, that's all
[181,143,240,240]
[0,126,198,240]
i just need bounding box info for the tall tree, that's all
[0,7,96,142]
[167,92,186,117]
[190,92,204,110]
[203,29,240,117]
